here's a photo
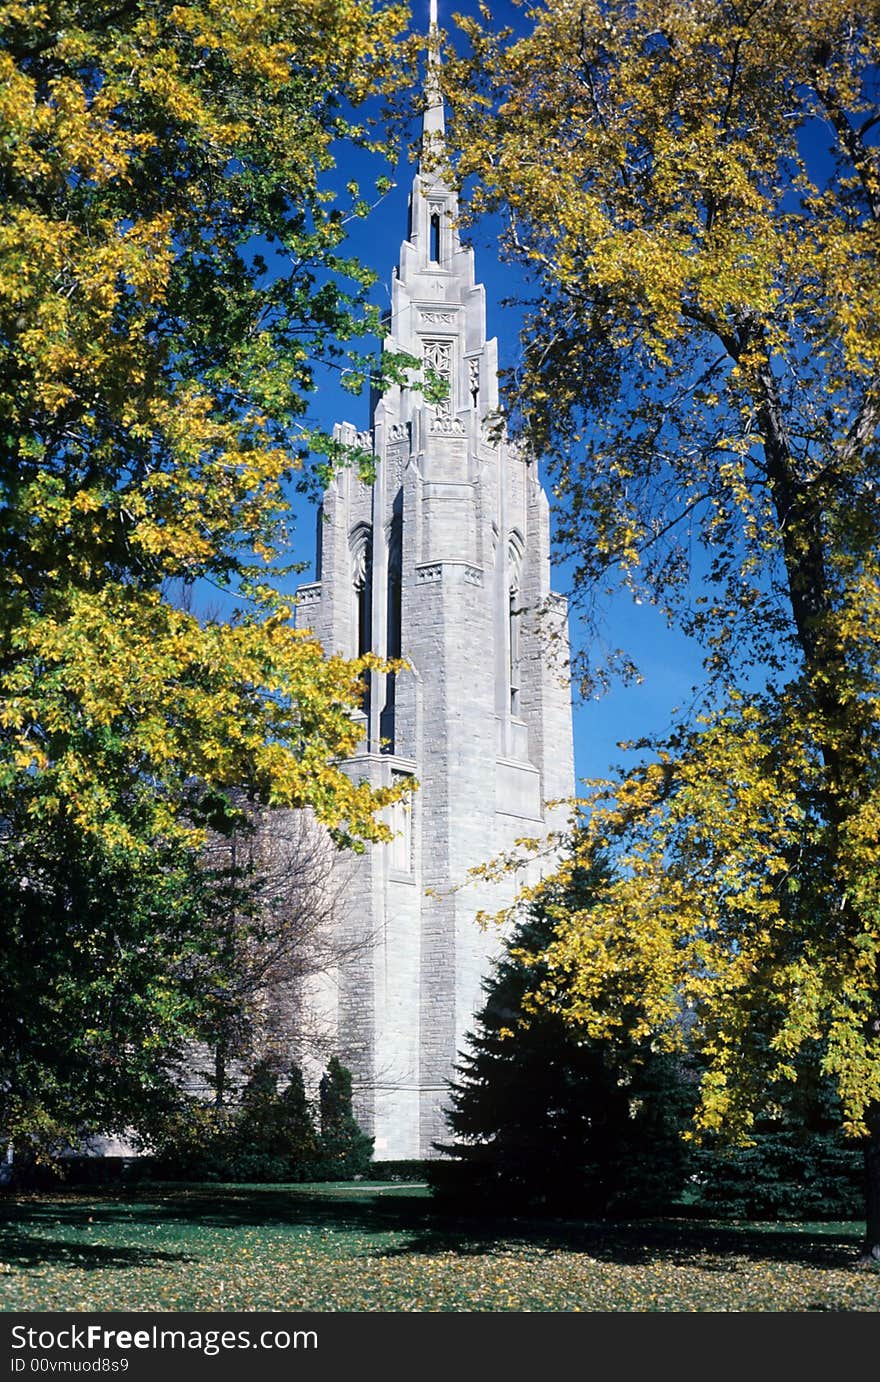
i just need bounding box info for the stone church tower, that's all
[295,8,575,1159]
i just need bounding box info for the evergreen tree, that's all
[318,1057,373,1179]
[152,1060,322,1182]
[691,1040,863,1220]
[237,1060,285,1155]
[279,1065,321,1177]
[436,852,694,1215]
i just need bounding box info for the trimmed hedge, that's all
[365,1160,431,1182]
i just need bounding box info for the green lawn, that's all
[1,1183,878,1312]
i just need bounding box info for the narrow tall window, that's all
[381,517,402,752]
[386,566,400,663]
[357,571,371,720]
[388,570,401,658]
[429,212,441,263]
[357,575,371,658]
[509,588,521,716]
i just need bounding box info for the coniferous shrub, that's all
[236,1060,286,1154]
[691,1130,863,1219]
[316,1056,373,1179]
[150,1057,372,1182]
[686,1034,865,1219]
[230,1060,321,1181]
[278,1064,322,1175]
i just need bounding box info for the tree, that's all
[446,1,880,1257]
[0,0,411,850]
[692,1068,865,1221]
[0,0,413,1158]
[436,850,694,1215]
[235,1058,321,1177]
[0,819,213,1172]
[191,802,365,1109]
[318,1055,373,1177]
[278,1063,322,1175]
[150,1059,322,1181]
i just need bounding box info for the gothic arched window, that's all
[429,212,441,263]
[350,524,373,656]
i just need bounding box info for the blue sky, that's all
[286,1,711,790]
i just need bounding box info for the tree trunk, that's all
[214,1045,227,1110]
[749,346,880,1267]
[859,1108,880,1266]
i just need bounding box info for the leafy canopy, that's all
[0,0,413,853]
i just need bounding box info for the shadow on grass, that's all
[1,1184,433,1240]
[376,1217,863,1272]
[0,1229,194,1274]
[0,1184,864,1274]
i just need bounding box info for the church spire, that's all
[420,0,445,171]
[398,0,460,279]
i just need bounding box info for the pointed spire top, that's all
[421,0,445,160]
